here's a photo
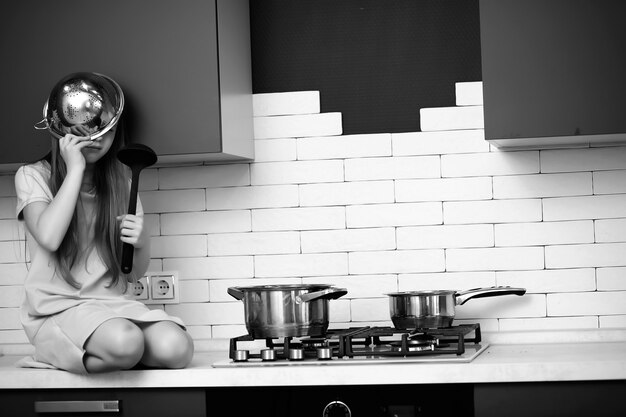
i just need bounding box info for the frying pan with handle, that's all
[117,143,157,274]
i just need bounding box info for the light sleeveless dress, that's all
[14,160,184,373]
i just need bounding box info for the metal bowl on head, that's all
[35,71,124,140]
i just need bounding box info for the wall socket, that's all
[131,276,149,300]
[132,271,180,305]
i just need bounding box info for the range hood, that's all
[479,0,626,150]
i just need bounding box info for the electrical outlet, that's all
[144,272,179,304]
[131,276,149,300]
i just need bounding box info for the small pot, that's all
[386,286,526,329]
[228,284,348,338]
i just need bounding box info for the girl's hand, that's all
[117,214,148,248]
[58,133,92,173]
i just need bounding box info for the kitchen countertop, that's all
[1,329,625,389]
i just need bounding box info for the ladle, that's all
[117,143,158,274]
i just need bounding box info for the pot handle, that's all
[296,287,348,304]
[455,286,526,306]
[227,287,245,300]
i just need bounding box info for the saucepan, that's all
[228,284,348,338]
[386,286,526,329]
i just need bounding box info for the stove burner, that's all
[388,340,436,352]
[228,324,482,363]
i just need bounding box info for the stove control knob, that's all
[261,348,276,361]
[317,347,332,360]
[288,347,304,361]
[323,400,351,417]
[233,349,249,362]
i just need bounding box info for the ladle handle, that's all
[121,169,141,274]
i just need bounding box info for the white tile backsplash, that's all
[4,84,626,350]
[392,129,489,156]
[344,155,440,181]
[593,170,626,194]
[446,247,545,272]
[0,308,20,329]
[207,231,300,256]
[253,112,342,139]
[252,91,320,117]
[301,227,396,253]
[398,271,496,291]
[205,185,299,211]
[443,199,542,224]
[597,267,626,291]
[397,224,494,249]
[299,180,394,207]
[350,298,391,322]
[346,202,442,228]
[255,253,349,277]
[179,280,210,303]
[547,291,626,316]
[540,147,626,173]
[161,210,251,235]
[140,189,206,213]
[297,133,391,160]
[158,164,250,190]
[349,249,445,274]
[493,172,592,199]
[495,269,596,293]
[253,138,297,162]
[545,243,626,269]
[543,194,626,221]
[494,220,594,246]
[419,105,484,131]
[442,150,540,177]
[151,235,208,258]
[395,177,492,202]
[0,263,28,285]
[595,219,626,243]
[0,286,23,308]
[163,256,254,279]
[455,81,483,106]
[252,206,345,231]
[250,160,344,185]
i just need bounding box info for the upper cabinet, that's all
[479,0,626,150]
[0,0,253,171]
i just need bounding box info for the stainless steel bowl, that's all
[35,72,124,140]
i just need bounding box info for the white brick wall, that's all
[3,82,626,352]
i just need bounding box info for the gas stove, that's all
[212,323,488,367]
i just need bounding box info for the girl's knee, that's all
[88,320,145,370]
[146,326,194,369]
[110,322,145,364]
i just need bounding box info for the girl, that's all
[15,74,194,373]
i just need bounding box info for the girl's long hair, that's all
[45,116,136,290]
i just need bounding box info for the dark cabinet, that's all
[0,388,205,417]
[474,381,626,417]
[0,0,253,171]
[207,384,474,417]
[479,0,626,150]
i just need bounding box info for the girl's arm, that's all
[22,135,91,251]
[118,214,151,278]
